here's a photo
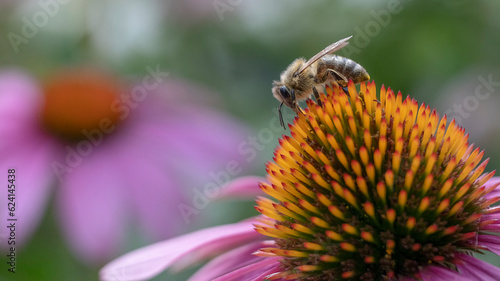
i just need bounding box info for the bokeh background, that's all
[1,0,499,280]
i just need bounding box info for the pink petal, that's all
[113,116,233,235]
[128,116,246,184]
[162,114,247,165]
[188,241,265,281]
[248,264,285,281]
[0,70,48,152]
[480,223,500,232]
[127,83,249,182]
[99,219,261,281]
[419,265,470,281]
[212,257,282,281]
[478,234,500,256]
[0,70,41,122]
[57,141,129,264]
[101,128,188,240]
[130,122,221,182]
[484,177,500,187]
[0,70,62,247]
[0,137,60,247]
[216,176,267,200]
[457,253,500,281]
[484,177,500,200]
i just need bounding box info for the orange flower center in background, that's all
[41,69,123,142]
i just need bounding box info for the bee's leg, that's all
[278,102,286,130]
[293,104,305,116]
[326,69,348,87]
[324,70,350,95]
[312,87,322,107]
[290,88,305,116]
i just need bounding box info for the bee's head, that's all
[272,84,296,109]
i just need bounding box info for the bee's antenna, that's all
[278,102,286,130]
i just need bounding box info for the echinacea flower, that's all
[100,81,500,280]
[0,68,247,264]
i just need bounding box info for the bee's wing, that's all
[296,35,352,75]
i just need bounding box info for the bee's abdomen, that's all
[321,55,370,84]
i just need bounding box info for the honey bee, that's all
[272,35,370,129]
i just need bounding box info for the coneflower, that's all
[255,81,500,280]
[100,81,500,281]
[0,68,248,264]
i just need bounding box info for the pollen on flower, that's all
[255,81,499,280]
[41,68,123,142]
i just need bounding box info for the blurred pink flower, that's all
[0,68,248,264]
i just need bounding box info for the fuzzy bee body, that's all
[272,36,370,129]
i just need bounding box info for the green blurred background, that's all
[1,0,499,280]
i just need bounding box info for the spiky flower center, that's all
[41,68,122,142]
[256,81,496,280]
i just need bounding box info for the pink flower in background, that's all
[0,67,248,264]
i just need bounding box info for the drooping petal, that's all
[480,221,500,232]
[419,265,470,281]
[57,141,129,264]
[212,256,282,281]
[99,219,261,281]
[103,126,188,240]
[478,235,500,256]
[188,241,266,281]
[216,176,267,200]
[457,253,500,281]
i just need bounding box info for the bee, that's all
[272,35,370,129]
